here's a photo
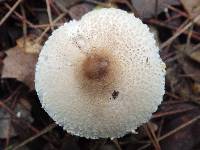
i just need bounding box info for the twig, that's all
[159,115,200,141]
[148,123,161,150]
[161,100,189,105]
[53,0,70,13]
[50,1,62,16]
[176,19,190,33]
[164,14,182,23]
[46,0,54,31]
[143,124,157,150]
[112,139,122,150]
[144,123,161,150]
[5,118,12,147]
[152,107,195,118]
[1,86,23,104]
[157,118,164,137]
[138,115,200,150]
[85,0,111,8]
[5,3,62,30]
[8,124,57,150]
[20,4,27,50]
[0,0,23,26]
[35,12,67,43]
[0,101,55,145]
[165,91,181,100]
[161,13,200,49]
[4,3,35,28]
[166,4,188,18]
[192,43,200,51]
[186,25,194,52]
[145,19,200,41]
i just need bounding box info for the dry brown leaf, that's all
[2,47,38,89]
[16,35,41,54]
[181,0,200,25]
[131,0,180,18]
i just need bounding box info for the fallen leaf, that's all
[131,0,180,18]
[16,35,41,54]
[181,0,200,25]
[2,47,38,89]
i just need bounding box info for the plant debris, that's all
[0,0,200,149]
[2,47,38,89]
[181,0,200,25]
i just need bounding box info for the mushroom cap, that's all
[35,8,166,139]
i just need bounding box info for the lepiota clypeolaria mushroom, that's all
[35,8,166,139]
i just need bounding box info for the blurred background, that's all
[0,0,200,150]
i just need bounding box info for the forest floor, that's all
[0,0,200,150]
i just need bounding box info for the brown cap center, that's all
[83,54,110,80]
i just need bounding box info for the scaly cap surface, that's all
[35,8,166,139]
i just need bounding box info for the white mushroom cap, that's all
[35,8,166,139]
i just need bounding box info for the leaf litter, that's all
[0,0,200,150]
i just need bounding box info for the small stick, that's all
[157,118,164,137]
[35,12,67,43]
[144,124,160,150]
[9,124,57,150]
[0,101,55,145]
[192,43,200,51]
[112,139,122,150]
[4,3,35,28]
[138,115,200,150]
[0,0,23,26]
[152,107,195,118]
[46,0,54,31]
[166,4,188,18]
[164,14,182,23]
[147,123,161,150]
[20,4,27,50]
[145,19,200,41]
[161,14,200,49]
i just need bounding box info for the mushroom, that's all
[35,8,166,139]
